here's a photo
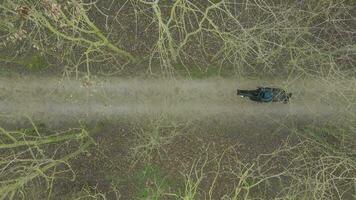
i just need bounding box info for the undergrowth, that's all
[140,128,356,200]
[0,119,94,199]
[0,0,354,77]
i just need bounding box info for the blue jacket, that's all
[258,88,274,102]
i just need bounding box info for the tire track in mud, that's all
[0,76,354,126]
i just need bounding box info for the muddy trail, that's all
[0,76,354,128]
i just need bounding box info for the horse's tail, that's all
[237,89,257,97]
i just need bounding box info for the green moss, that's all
[174,63,237,78]
[0,53,49,71]
[134,164,171,200]
[22,54,48,71]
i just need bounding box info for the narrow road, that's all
[0,76,354,127]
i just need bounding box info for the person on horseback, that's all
[237,87,292,103]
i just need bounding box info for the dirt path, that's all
[0,76,354,127]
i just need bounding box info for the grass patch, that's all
[134,164,168,200]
